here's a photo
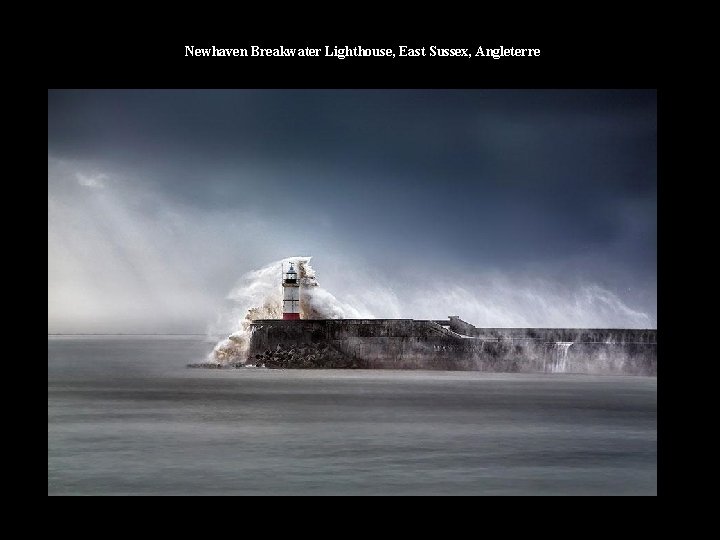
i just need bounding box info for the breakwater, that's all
[247,317,657,375]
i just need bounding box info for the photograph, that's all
[48,63,657,496]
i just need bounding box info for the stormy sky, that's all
[48,90,657,333]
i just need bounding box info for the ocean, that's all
[48,336,657,495]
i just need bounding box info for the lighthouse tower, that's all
[282,263,301,320]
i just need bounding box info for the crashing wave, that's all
[209,257,365,364]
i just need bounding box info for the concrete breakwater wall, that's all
[248,318,657,375]
[434,316,656,345]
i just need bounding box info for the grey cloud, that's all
[48,90,656,332]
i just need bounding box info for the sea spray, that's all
[551,342,574,373]
[206,257,655,366]
[209,257,368,364]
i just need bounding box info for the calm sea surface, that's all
[48,336,657,495]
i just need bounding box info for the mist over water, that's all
[48,337,657,495]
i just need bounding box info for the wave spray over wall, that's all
[208,256,655,366]
[210,257,365,364]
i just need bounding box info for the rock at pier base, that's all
[186,362,227,369]
[253,342,366,369]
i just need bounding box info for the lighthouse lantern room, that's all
[282,263,301,320]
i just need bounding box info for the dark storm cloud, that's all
[48,90,656,332]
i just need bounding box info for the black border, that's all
[48,27,659,89]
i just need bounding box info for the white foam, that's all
[210,257,369,363]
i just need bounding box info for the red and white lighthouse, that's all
[282,262,301,320]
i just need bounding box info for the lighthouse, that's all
[282,262,301,320]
